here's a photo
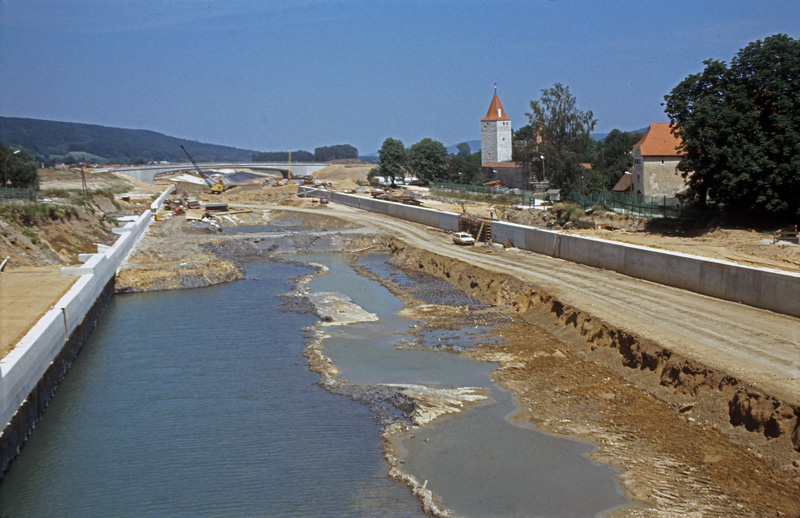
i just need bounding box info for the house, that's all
[481,87,527,188]
[631,123,690,196]
[611,171,633,193]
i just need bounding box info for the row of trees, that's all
[371,138,488,186]
[253,144,359,163]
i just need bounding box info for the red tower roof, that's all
[482,92,510,121]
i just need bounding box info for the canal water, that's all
[0,261,423,517]
[0,252,629,517]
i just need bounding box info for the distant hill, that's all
[0,117,261,164]
[592,127,649,141]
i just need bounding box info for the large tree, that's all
[1,143,37,188]
[663,34,800,221]
[524,83,597,191]
[377,138,407,185]
[407,138,448,183]
[447,150,486,185]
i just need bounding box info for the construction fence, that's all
[570,190,703,219]
[0,185,37,205]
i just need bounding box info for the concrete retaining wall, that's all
[300,187,800,317]
[0,186,173,477]
[302,187,460,232]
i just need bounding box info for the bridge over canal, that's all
[102,162,330,184]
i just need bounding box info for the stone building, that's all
[481,88,526,188]
[632,123,690,196]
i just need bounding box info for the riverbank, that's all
[112,203,800,516]
[0,186,170,477]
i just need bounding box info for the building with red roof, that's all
[631,123,690,196]
[480,87,527,188]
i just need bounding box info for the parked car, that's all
[452,232,475,245]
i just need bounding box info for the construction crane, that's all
[180,145,204,177]
[180,145,225,194]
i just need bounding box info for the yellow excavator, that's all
[210,177,225,194]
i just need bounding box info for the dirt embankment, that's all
[114,198,370,293]
[114,213,246,293]
[0,168,163,269]
[383,238,800,517]
[0,197,119,267]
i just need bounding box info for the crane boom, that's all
[180,145,206,179]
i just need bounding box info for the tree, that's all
[664,34,800,221]
[585,129,643,193]
[313,144,358,162]
[377,138,407,185]
[455,142,471,158]
[407,138,448,184]
[524,83,597,191]
[1,143,38,187]
[447,151,486,185]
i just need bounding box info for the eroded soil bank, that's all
[116,208,800,517]
[383,239,800,517]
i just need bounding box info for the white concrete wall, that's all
[0,186,173,431]
[300,187,800,318]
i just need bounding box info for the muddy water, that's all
[303,253,629,517]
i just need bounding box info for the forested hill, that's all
[0,117,260,164]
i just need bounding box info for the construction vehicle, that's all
[209,176,225,194]
[180,144,226,194]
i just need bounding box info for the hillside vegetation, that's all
[0,117,259,164]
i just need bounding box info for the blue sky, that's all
[1,0,798,155]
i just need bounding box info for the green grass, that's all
[0,202,79,227]
[551,203,587,225]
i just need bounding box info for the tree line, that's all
[369,137,487,186]
[252,144,358,163]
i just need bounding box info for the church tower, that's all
[480,86,512,164]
